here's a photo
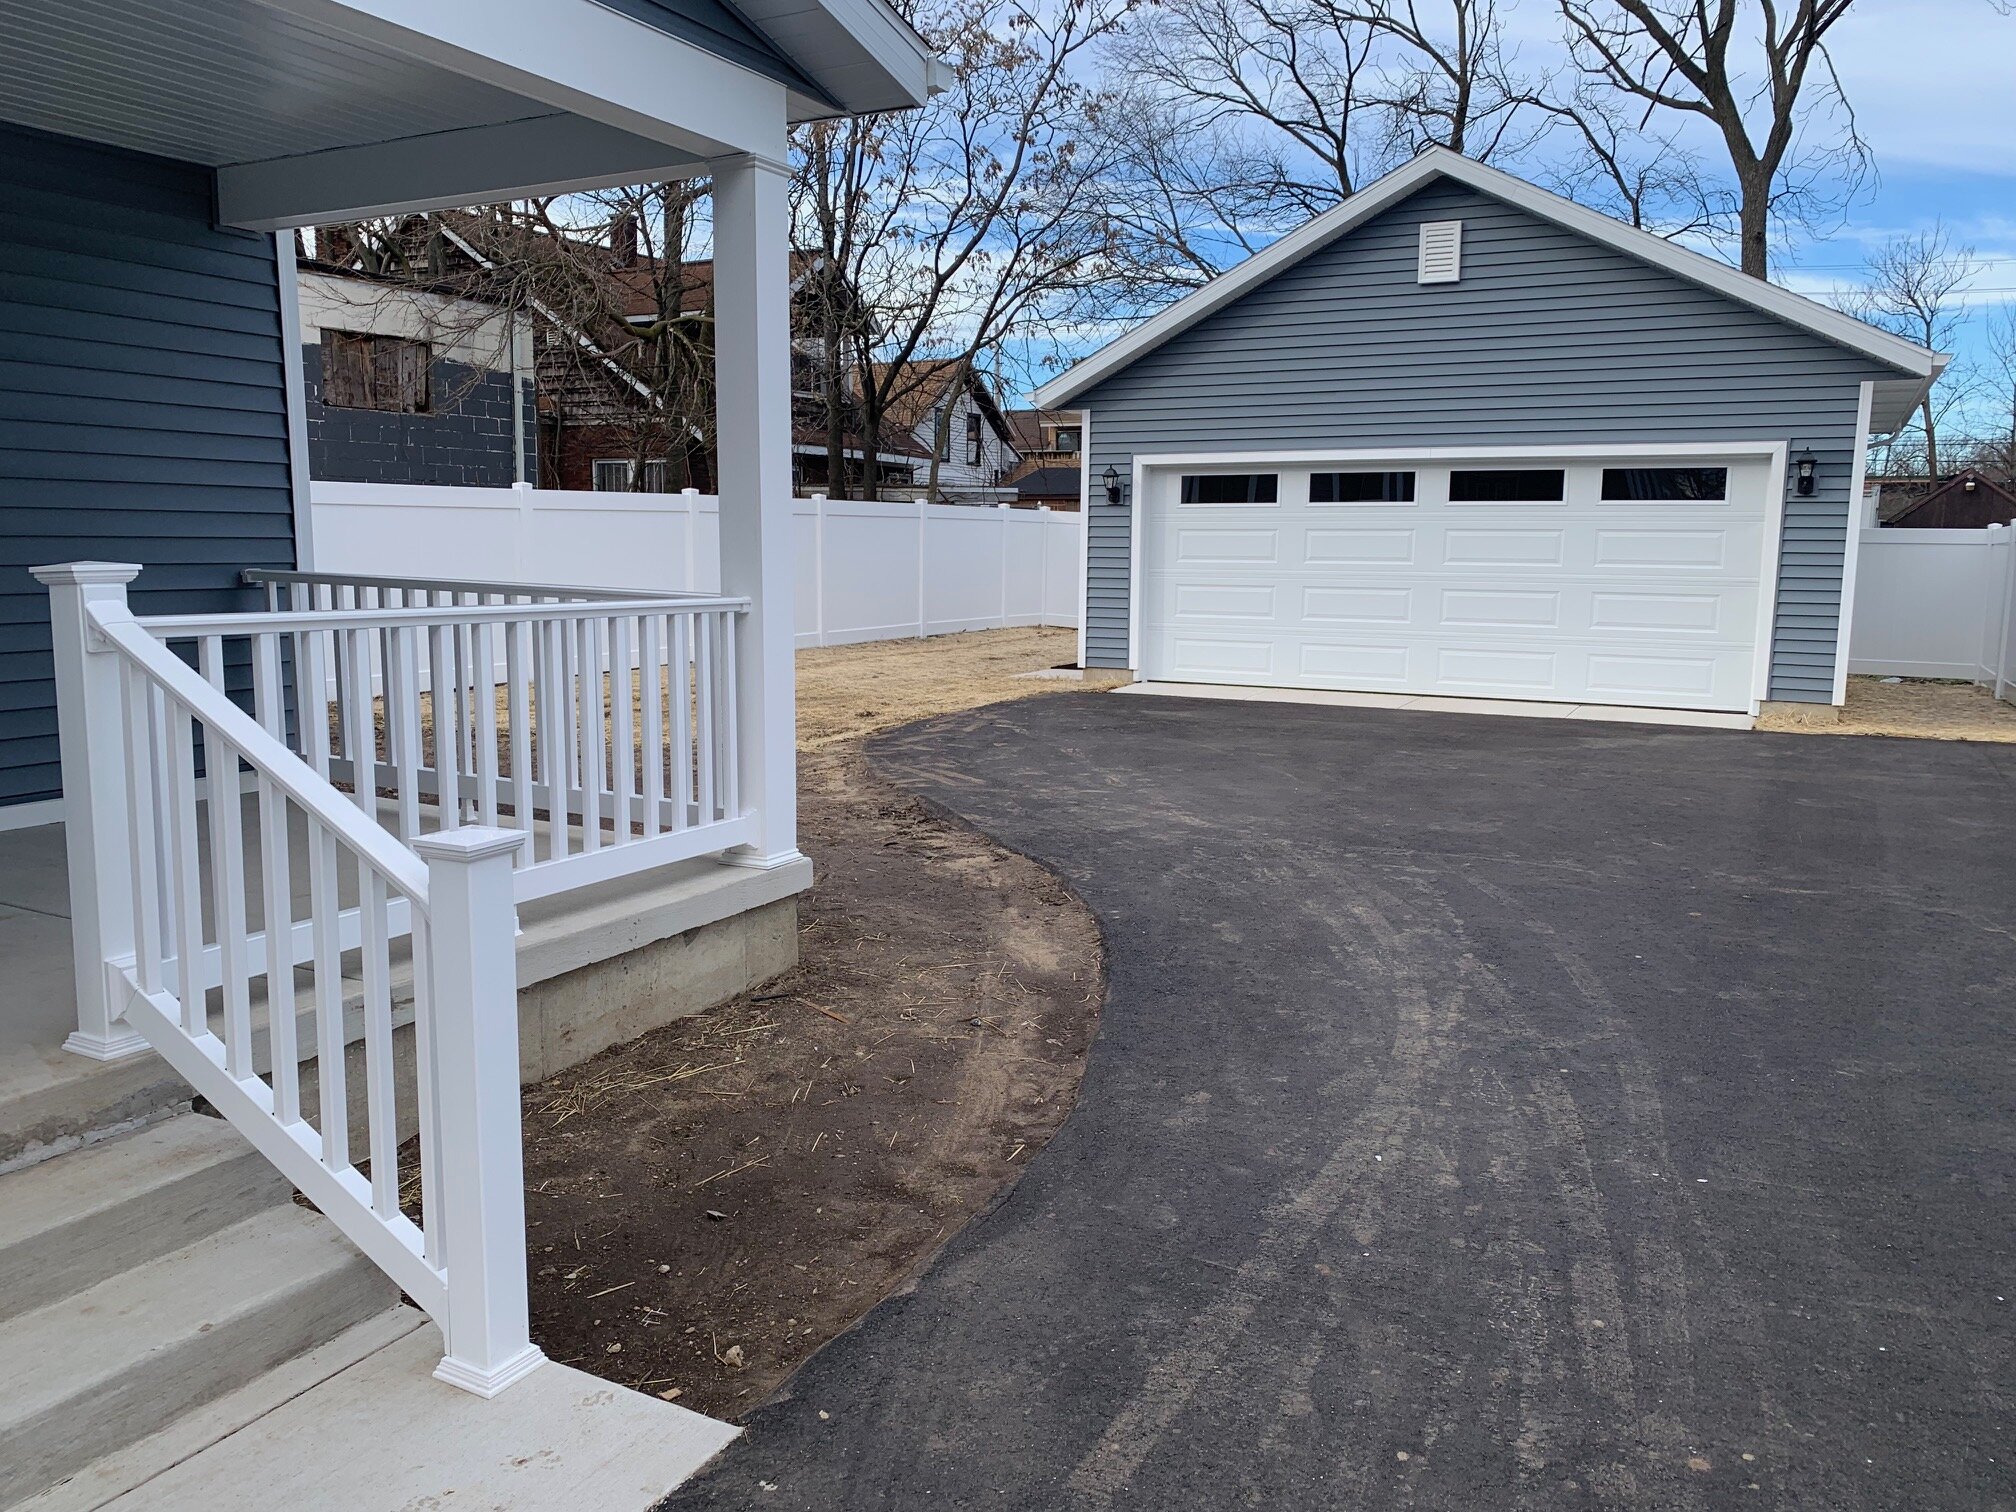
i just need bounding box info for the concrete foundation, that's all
[1759,699,1844,726]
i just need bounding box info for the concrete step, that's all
[0,1115,289,1324]
[0,1201,400,1509]
[75,1322,740,1512]
[18,1308,426,1512]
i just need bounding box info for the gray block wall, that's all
[303,344,534,488]
[1076,177,1900,702]
[0,121,297,811]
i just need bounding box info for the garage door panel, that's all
[1584,652,1721,699]
[1442,528,1565,566]
[1439,588,1562,628]
[1588,590,1723,633]
[1299,642,1412,682]
[1435,646,1559,690]
[1303,585,1413,623]
[1304,528,1417,564]
[1176,528,1280,564]
[1173,582,1276,619]
[1592,528,1730,569]
[1144,456,1770,710]
[1168,636,1275,677]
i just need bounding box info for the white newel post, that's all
[713,154,801,867]
[415,826,545,1398]
[33,561,150,1061]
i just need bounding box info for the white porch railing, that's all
[139,569,755,902]
[34,561,766,1400]
[35,563,542,1398]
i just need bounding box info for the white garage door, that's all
[1138,454,1777,713]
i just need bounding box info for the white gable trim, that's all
[1035,148,1944,410]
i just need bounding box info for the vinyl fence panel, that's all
[310,483,1082,654]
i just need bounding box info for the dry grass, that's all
[794,627,1125,748]
[1758,675,2016,742]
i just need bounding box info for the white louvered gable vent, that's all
[1417,220,1462,284]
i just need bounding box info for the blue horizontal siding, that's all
[1078,178,1897,702]
[0,121,296,809]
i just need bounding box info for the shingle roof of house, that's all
[1015,465,1082,499]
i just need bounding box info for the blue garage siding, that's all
[0,121,296,810]
[1077,178,1891,702]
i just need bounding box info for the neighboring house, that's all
[0,3,933,1509]
[297,262,538,487]
[1883,467,2016,529]
[872,360,1021,503]
[1014,465,1085,510]
[1004,407,1083,482]
[1035,148,1945,717]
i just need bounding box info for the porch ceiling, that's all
[0,0,933,230]
[0,0,545,168]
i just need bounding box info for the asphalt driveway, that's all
[670,695,2015,1511]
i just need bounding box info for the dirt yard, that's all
[517,627,1105,1417]
[1758,675,2016,741]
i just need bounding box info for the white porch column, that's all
[32,562,151,1061]
[712,153,801,868]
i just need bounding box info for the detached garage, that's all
[1036,150,1945,717]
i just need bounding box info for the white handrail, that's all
[38,562,545,1399]
[244,567,726,605]
[135,595,750,638]
[92,608,430,898]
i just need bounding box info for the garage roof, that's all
[1036,149,1945,433]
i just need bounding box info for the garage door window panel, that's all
[1448,468,1566,503]
[1181,473,1279,505]
[1600,467,1729,501]
[1311,470,1416,504]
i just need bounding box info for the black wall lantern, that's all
[1102,464,1126,505]
[1794,450,1817,496]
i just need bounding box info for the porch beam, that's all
[712,154,801,870]
[243,0,787,162]
[218,115,709,232]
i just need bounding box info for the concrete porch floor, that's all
[0,809,809,1169]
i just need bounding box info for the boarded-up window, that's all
[321,331,430,412]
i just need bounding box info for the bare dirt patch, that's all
[1758,675,2016,742]
[514,629,1106,1418]
[797,626,1126,748]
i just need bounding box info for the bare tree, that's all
[794,0,1131,498]
[1531,81,1731,236]
[1971,305,2016,480]
[1557,0,1868,276]
[1839,225,1977,478]
[321,183,718,490]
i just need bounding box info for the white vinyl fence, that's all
[309,481,1082,649]
[1849,523,2016,700]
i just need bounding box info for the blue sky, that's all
[1014,0,2016,417]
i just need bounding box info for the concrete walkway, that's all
[669,694,2016,1511]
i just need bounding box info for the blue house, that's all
[0,3,934,1505]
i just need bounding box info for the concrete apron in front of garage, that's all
[668,692,2014,1512]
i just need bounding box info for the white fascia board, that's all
[219,115,709,232]
[737,0,938,115]
[1035,148,1941,408]
[246,0,788,161]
